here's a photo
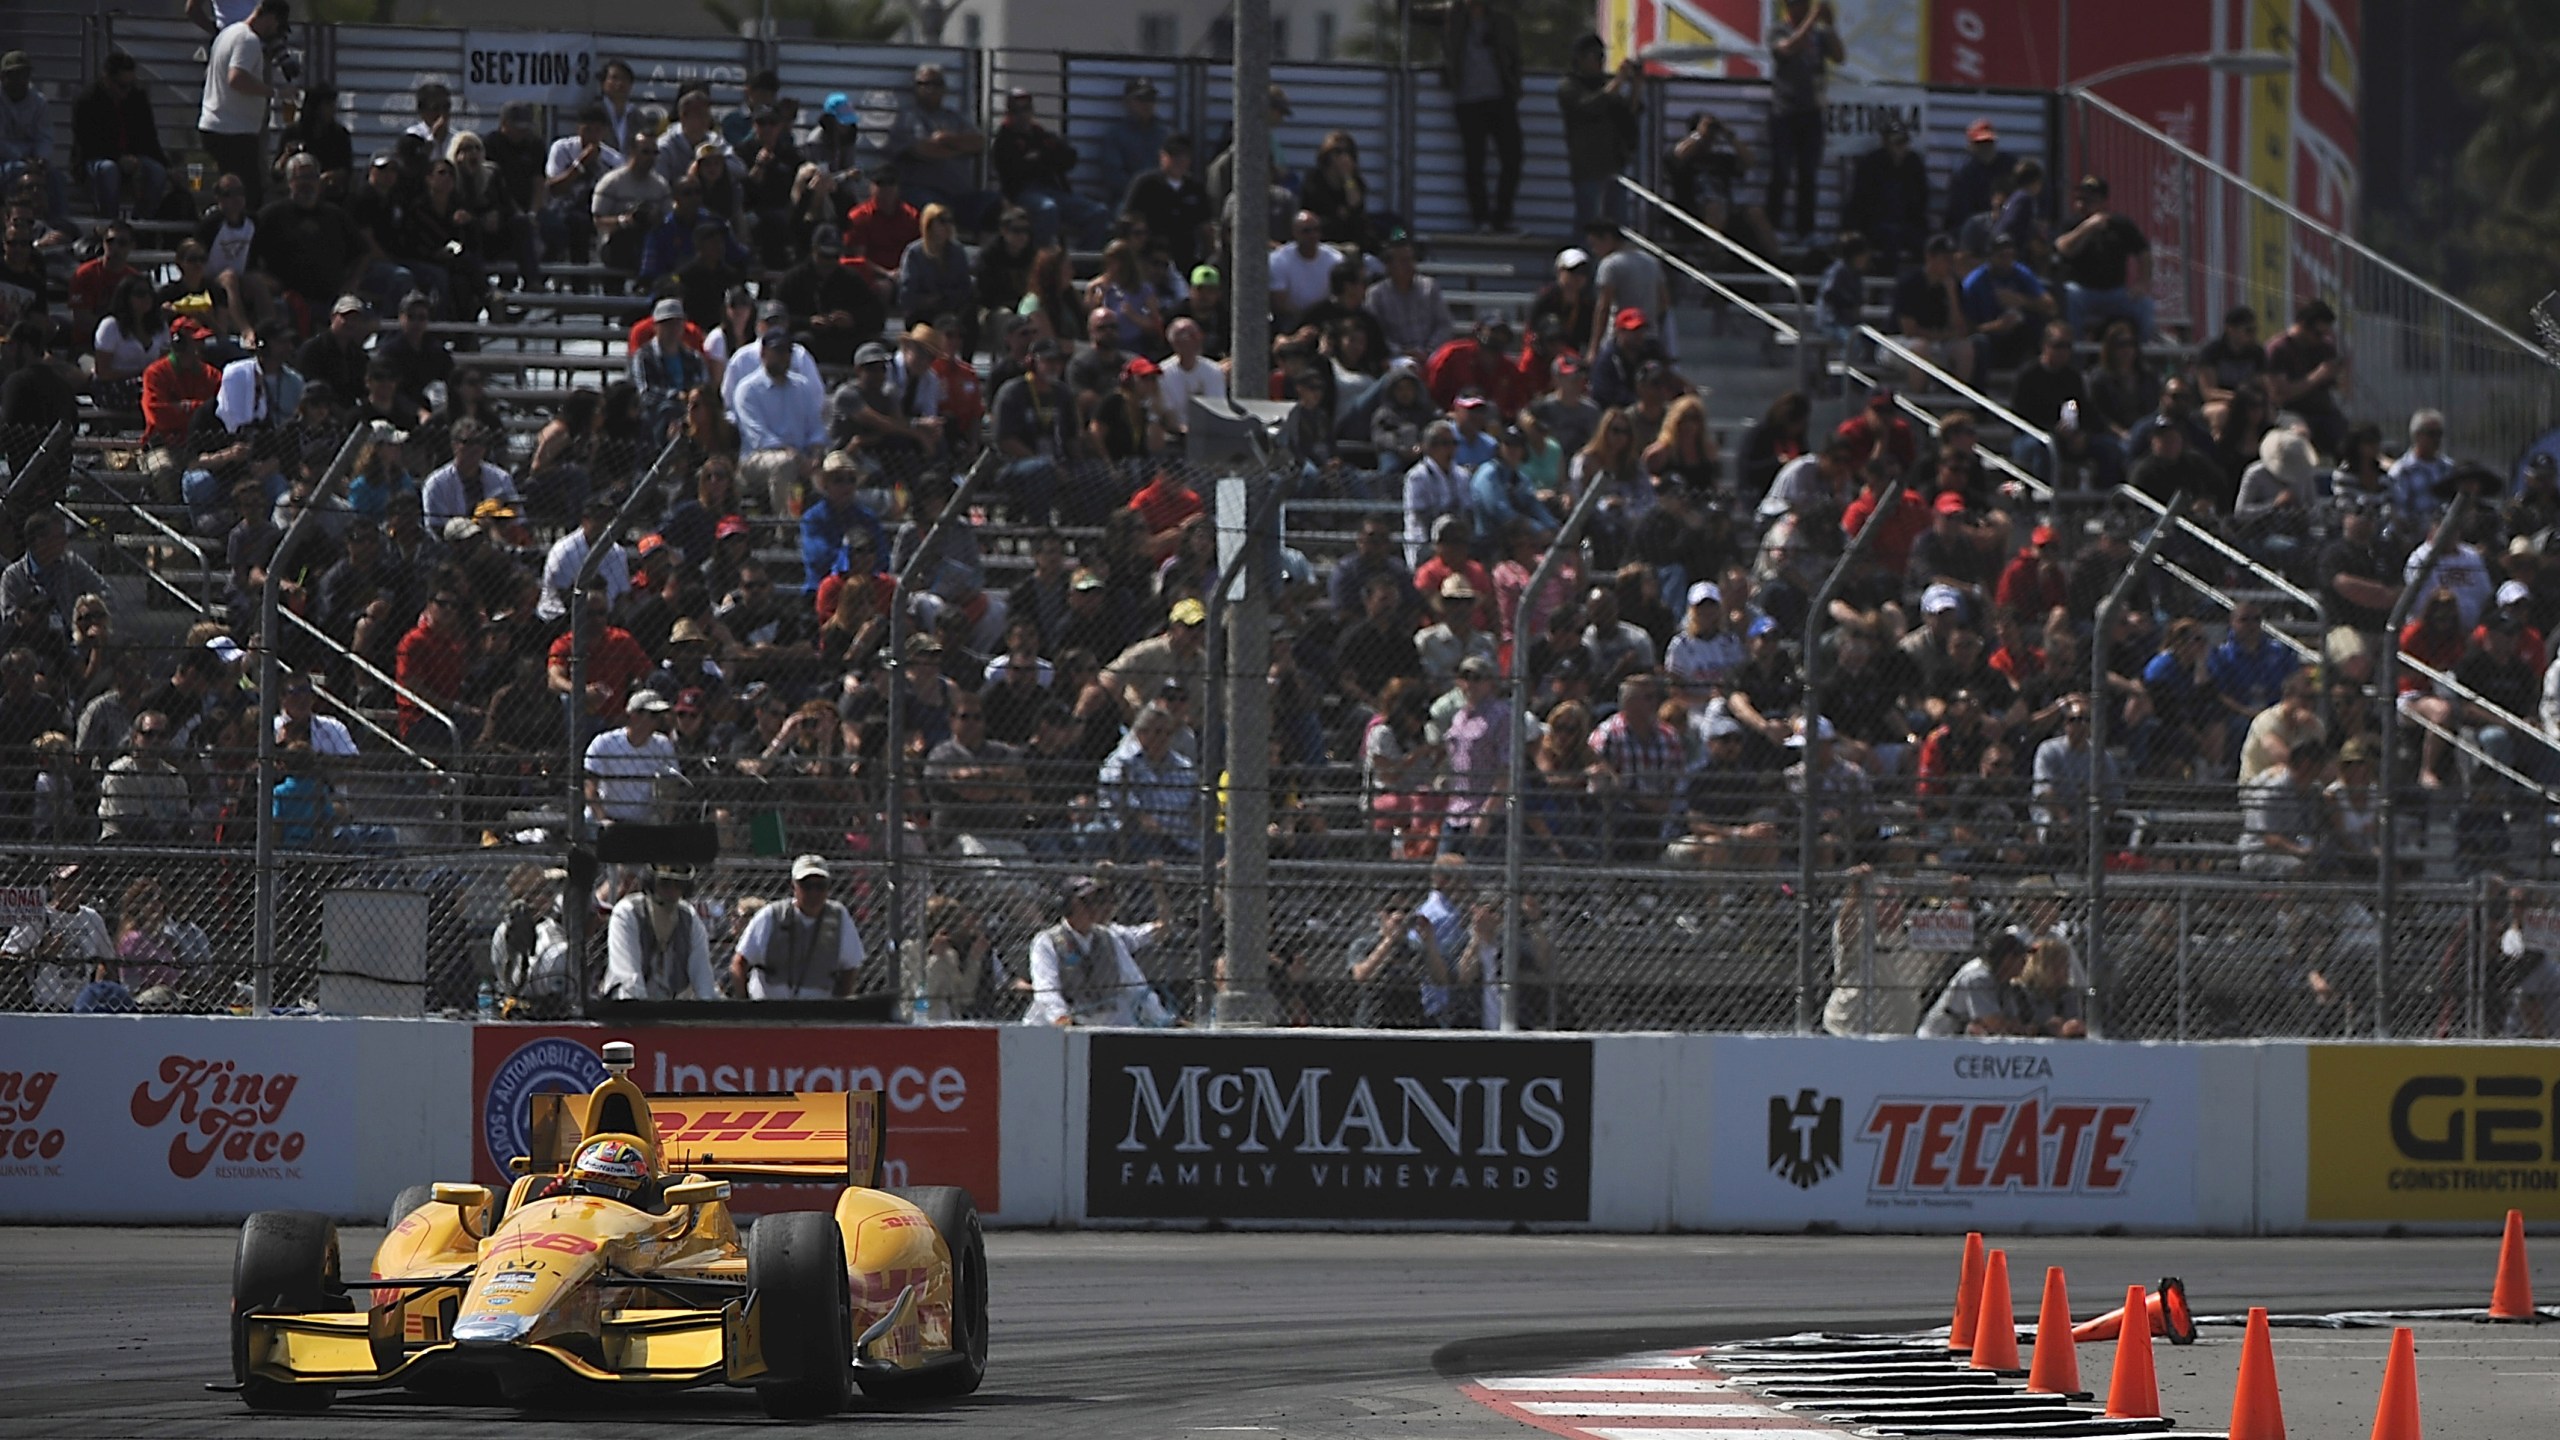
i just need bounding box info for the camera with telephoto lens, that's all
[267,42,303,85]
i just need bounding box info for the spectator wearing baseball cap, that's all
[1946,117,2012,234]
[1103,597,1209,716]
[1416,574,1499,690]
[775,223,887,368]
[1995,523,2069,623]
[1089,78,1169,218]
[1423,315,1530,415]
[732,854,867,1000]
[140,316,221,457]
[1587,305,1665,411]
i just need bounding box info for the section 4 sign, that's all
[1706,1037,2200,1230]
[2307,1045,2560,1223]
[1086,1032,1592,1222]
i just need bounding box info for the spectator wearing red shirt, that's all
[1833,389,1918,473]
[2478,578,2548,677]
[1839,475,1928,574]
[624,312,706,353]
[1412,524,1497,631]
[1129,469,1202,548]
[1994,524,2068,622]
[547,582,654,726]
[1424,318,1533,415]
[140,318,221,450]
[395,585,472,745]
[67,220,139,329]
[842,167,921,276]
[813,566,895,622]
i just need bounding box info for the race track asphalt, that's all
[1,1228,2551,1439]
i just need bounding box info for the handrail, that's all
[1855,324,2059,489]
[276,604,459,743]
[1619,177,1806,311]
[1614,227,1796,343]
[70,497,218,610]
[2071,90,2550,360]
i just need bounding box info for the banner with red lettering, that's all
[1707,1036,2201,1230]
[471,1025,1001,1213]
[0,1015,366,1220]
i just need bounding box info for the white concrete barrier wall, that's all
[0,1015,472,1224]
[4,1018,2529,1235]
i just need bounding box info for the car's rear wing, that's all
[525,1088,885,1187]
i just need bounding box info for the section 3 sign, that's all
[1705,1036,2199,1230]
[2307,1045,2560,1222]
[1086,1032,1592,1222]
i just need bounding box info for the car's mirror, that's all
[662,1179,729,1208]
[506,1155,532,1175]
[433,1182,491,1211]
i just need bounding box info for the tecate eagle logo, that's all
[484,1038,608,1176]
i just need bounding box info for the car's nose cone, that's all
[452,1312,536,1345]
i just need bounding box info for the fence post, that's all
[2087,493,2182,1037]
[2175,884,2191,1041]
[2377,491,2472,1039]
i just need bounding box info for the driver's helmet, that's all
[564,1137,651,1202]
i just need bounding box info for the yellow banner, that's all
[2307,1047,2560,1222]
[2242,0,2295,320]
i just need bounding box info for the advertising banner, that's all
[1085,1032,1592,1222]
[1705,1037,2200,1230]
[460,31,600,108]
[2307,1046,2560,1223]
[472,1026,1001,1211]
[0,1015,363,1220]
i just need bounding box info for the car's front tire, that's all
[232,1210,344,1413]
[748,1210,851,1418]
[858,1187,988,1402]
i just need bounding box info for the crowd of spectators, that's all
[1,21,2557,1030]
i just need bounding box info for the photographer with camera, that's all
[199,0,295,209]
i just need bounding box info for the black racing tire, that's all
[386,1183,435,1230]
[858,1186,987,1402]
[231,1210,344,1413]
[747,1210,852,1419]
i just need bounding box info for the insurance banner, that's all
[1084,1032,1593,1223]
[2307,1045,2560,1223]
[1705,1036,2202,1230]
[473,1025,1001,1212]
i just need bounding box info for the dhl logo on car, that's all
[650,1107,847,1145]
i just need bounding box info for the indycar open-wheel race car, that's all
[227,1040,988,1417]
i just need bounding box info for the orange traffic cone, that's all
[2368,1326,2420,1440]
[2229,1306,2287,1440]
[2074,1277,2197,1346]
[2488,1208,2537,1322]
[2104,1283,2162,1420]
[1971,1249,2022,1371]
[1948,1231,1986,1353]
[2027,1265,2082,1397]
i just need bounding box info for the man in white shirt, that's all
[1918,928,2032,1036]
[539,494,632,621]
[1267,211,1344,325]
[720,299,821,412]
[213,322,302,432]
[542,103,621,265]
[419,418,521,531]
[275,672,355,756]
[731,854,866,999]
[1154,318,1223,427]
[1666,581,1746,698]
[602,865,718,1001]
[2,863,114,1011]
[198,0,291,207]
[1586,219,1672,357]
[583,688,678,825]
[732,327,828,514]
[1021,868,1174,1026]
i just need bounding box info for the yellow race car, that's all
[228,1040,988,1418]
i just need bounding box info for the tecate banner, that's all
[0,1016,358,1219]
[2307,1045,2560,1223]
[1707,1037,2199,1230]
[1085,1032,1593,1222]
[472,1025,1001,1210]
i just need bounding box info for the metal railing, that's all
[1619,175,1816,398]
[2066,89,2558,467]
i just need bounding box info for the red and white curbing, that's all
[1461,1350,1864,1440]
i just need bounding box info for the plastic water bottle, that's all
[477,981,497,1018]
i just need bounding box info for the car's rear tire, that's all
[858,1187,987,1403]
[232,1210,344,1413]
[748,1210,851,1419]
[386,1183,434,1230]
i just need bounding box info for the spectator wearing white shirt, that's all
[2385,409,2455,525]
[274,672,354,756]
[719,299,822,412]
[539,494,633,621]
[731,327,829,514]
[213,322,303,433]
[602,865,718,1001]
[195,0,290,207]
[1665,581,1745,698]
[541,103,620,265]
[1021,868,1174,1026]
[1268,211,1344,325]
[582,688,678,825]
[731,853,866,999]
[2,863,115,1011]
[418,418,521,531]
[1155,317,1224,425]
